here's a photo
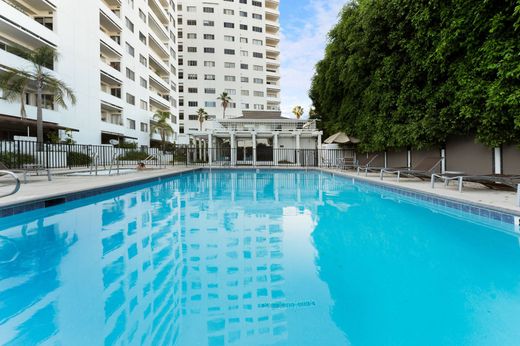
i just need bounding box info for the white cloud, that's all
[280,0,347,119]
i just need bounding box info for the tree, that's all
[197,108,208,131]
[292,105,304,119]
[0,46,76,144]
[309,106,318,119]
[217,92,232,119]
[150,110,174,152]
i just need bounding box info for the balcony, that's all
[100,60,123,82]
[149,93,170,110]
[148,0,168,24]
[147,10,168,41]
[148,32,169,59]
[148,54,169,78]
[100,32,122,57]
[99,0,122,32]
[265,0,279,11]
[0,1,58,49]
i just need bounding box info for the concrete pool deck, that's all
[321,168,520,215]
[0,166,200,208]
[0,166,519,218]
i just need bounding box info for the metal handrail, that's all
[89,152,99,176]
[143,153,164,168]
[0,171,21,198]
[108,153,120,175]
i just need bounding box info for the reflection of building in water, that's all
[176,171,324,345]
[0,170,325,345]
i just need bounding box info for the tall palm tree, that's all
[217,92,232,119]
[150,110,174,152]
[292,105,304,119]
[197,108,208,131]
[0,46,76,144]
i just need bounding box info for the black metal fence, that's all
[0,140,356,169]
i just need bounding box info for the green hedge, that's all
[67,152,92,166]
[119,150,150,161]
[0,152,35,168]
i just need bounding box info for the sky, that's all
[279,0,347,119]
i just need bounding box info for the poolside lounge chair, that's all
[380,157,443,182]
[340,154,378,175]
[0,161,51,184]
[432,173,520,192]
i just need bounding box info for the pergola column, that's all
[296,132,301,165]
[317,133,322,166]
[252,132,257,166]
[273,133,279,166]
[208,133,213,166]
[230,132,236,166]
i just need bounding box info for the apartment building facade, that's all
[176,0,281,142]
[0,0,179,146]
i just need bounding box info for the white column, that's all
[441,148,446,173]
[208,133,213,166]
[273,133,278,166]
[407,149,412,168]
[198,139,203,162]
[296,133,301,165]
[202,140,207,162]
[494,147,502,174]
[252,132,257,166]
[317,133,322,167]
[384,151,388,168]
[231,132,236,166]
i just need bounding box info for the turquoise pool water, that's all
[1,170,520,345]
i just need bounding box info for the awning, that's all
[0,114,79,132]
[324,132,360,144]
[101,131,137,140]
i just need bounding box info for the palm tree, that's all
[150,110,174,152]
[0,46,76,144]
[292,105,304,119]
[217,92,232,119]
[197,108,208,131]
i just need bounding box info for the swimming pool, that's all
[1,169,520,345]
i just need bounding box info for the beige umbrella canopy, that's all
[324,132,360,144]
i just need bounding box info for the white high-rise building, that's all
[175,0,281,140]
[0,0,179,146]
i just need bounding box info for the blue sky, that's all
[279,0,347,118]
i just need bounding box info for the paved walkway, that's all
[323,169,520,214]
[0,166,200,207]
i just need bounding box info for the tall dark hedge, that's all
[310,0,520,152]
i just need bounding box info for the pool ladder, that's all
[0,170,21,198]
[89,152,99,176]
[108,153,121,175]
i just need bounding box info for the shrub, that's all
[119,150,149,161]
[67,152,91,166]
[0,152,35,168]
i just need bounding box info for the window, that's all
[253,65,263,71]
[139,9,146,22]
[224,22,235,28]
[125,17,134,32]
[240,24,248,30]
[252,26,263,33]
[254,91,264,97]
[188,101,198,107]
[224,49,235,55]
[126,93,135,105]
[205,88,216,94]
[204,61,215,67]
[139,54,148,66]
[253,52,263,58]
[203,20,214,27]
[205,101,216,107]
[187,6,196,12]
[224,35,235,42]
[187,20,197,25]
[241,103,250,109]
[188,74,198,80]
[125,42,134,56]
[253,78,263,84]
[252,13,262,19]
[240,63,248,70]
[239,11,247,17]
[140,99,148,110]
[140,122,148,132]
[224,89,236,95]
[127,118,136,129]
[204,47,215,53]
[223,9,234,15]
[187,33,197,39]
[204,34,215,40]
[240,0,247,3]
[254,104,265,110]
[253,39,263,45]
[126,68,135,81]
[205,74,215,80]
[224,62,235,68]
[140,77,147,88]
[252,1,262,6]
[187,60,197,66]
[139,32,146,44]
[188,87,198,93]
[203,7,214,13]
[224,75,236,81]
[241,77,249,82]
[240,50,248,57]
[187,47,197,52]
[240,37,248,44]
[241,90,250,96]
